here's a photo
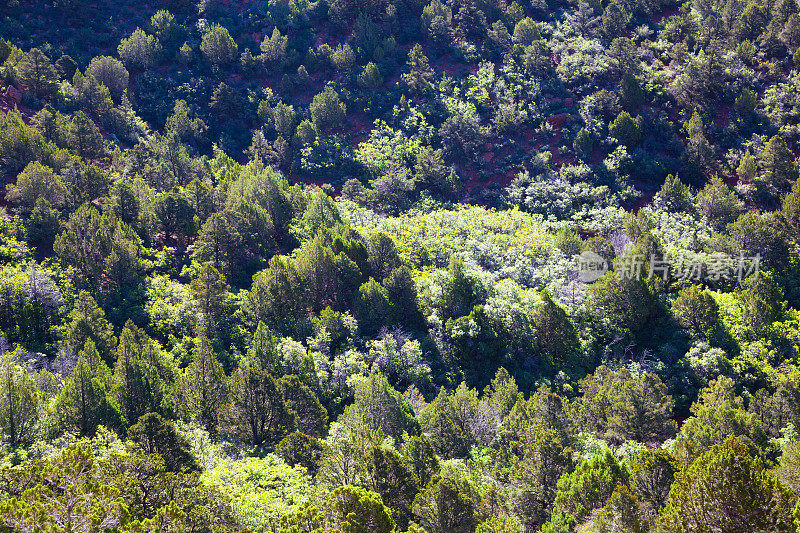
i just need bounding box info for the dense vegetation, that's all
[1,0,800,530]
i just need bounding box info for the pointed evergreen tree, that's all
[63,291,116,365]
[595,486,647,533]
[225,361,295,446]
[247,321,281,374]
[402,44,434,94]
[0,353,40,448]
[364,445,420,529]
[279,374,328,438]
[781,177,800,241]
[113,322,169,427]
[18,48,58,98]
[761,135,797,189]
[657,437,795,532]
[128,412,200,473]
[533,291,581,370]
[54,340,123,436]
[178,334,227,432]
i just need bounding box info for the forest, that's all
[1,0,800,530]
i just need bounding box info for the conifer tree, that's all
[55,340,122,436]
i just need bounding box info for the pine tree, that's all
[533,291,581,370]
[178,334,227,432]
[68,111,104,160]
[412,476,478,533]
[118,28,161,70]
[325,485,396,533]
[54,340,122,436]
[18,48,58,98]
[672,285,720,339]
[781,177,800,241]
[200,24,238,71]
[128,412,200,473]
[402,44,434,95]
[309,86,346,132]
[761,134,797,188]
[609,110,641,147]
[401,435,441,488]
[113,322,169,427]
[64,291,116,364]
[364,446,420,529]
[279,374,328,438]
[0,352,40,448]
[595,486,647,533]
[260,27,288,67]
[657,437,795,532]
[225,361,295,445]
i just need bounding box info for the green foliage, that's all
[54,203,142,298]
[696,175,744,227]
[412,475,477,533]
[595,485,647,533]
[403,44,434,94]
[201,24,238,70]
[202,454,313,532]
[781,177,800,241]
[325,485,396,533]
[5,161,67,213]
[585,271,659,340]
[113,322,173,427]
[401,435,441,488]
[18,48,58,98]
[86,56,129,99]
[655,174,692,211]
[657,437,795,532]
[628,449,678,522]
[177,334,227,433]
[309,86,346,132]
[609,110,641,147]
[55,339,123,436]
[0,352,41,447]
[672,376,768,464]
[552,450,628,524]
[128,412,199,473]
[118,28,161,70]
[3,0,800,529]
[277,431,326,474]
[673,285,720,339]
[579,366,677,444]
[419,382,493,458]
[760,135,797,189]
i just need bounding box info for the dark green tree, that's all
[113,322,170,426]
[63,291,116,365]
[225,362,295,445]
[672,285,720,339]
[412,475,478,533]
[279,374,328,438]
[18,48,58,98]
[0,352,41,448]
[364,445,420,529]
[401,435,441,488]
[402,44,434,95]
[128,412,200,473]
[54,340,122,436]
[325,485,396,533]
[657,437,795,532]
[309,86,346,132]
[178,334,227,432]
